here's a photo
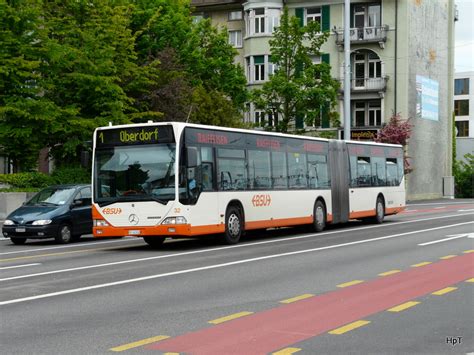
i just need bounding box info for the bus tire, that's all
[372,197,385,224]
[143,236,165,247]
[224,205,243,244]
[313,200,326,233]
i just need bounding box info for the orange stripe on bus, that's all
[245,216,313,230]
[349,210,375,219]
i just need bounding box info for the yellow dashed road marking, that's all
[109,335,170,352]
[411,262,432,267]
[272,347,301,355]
[329,320,371,335]
[466,278,474,283]
[378,269,401,276]
[463,250,474,254]
[280,294,314,304]
[337,280,364,288]
[208,311,253,324]
[440,255,457,260]
[432,287,457,295]
[388,301,420,312]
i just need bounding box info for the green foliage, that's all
[453,154,474,198]
[0,172,53,188]
[252,6,339,133]
[50,166,91,185]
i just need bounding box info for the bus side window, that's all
[371,157,386,186]
[386,158,398,186]
[201,147,214,191]
[271,151,288,189]
[357,157,371,187]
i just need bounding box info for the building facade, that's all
[454,71,473,163]
[191,0,456,200]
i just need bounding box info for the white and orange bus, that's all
[92,122,405,246]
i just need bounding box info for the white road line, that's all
[418,235,470,246]
[434,207,446,209]
[458,209,474,212]
[407,202,474,206]
[0,263,41,270]
[1,214,473,282]
[0,237,139,256]
[1,221,473,306]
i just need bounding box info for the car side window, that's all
[74,187,92,206]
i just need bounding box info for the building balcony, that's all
[339,76,388,95]
[334,26,389,49]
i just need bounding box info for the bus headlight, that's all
[161,216,187,225]
[32,220,52,225]
[94,220,109,227]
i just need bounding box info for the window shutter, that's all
[295,8,304,27]
[296,114,304,129]
[322,5,330,32]
[322,53,330,64]
[322,103,330,128]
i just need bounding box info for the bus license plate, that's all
[128,230,141,235]
[15,228,26,233]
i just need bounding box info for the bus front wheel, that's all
[313,200,326,232]
[224,206,243,244]
[144,236,165,247]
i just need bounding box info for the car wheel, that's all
[11,237,27,245]
[224,205,243,245]
[55,224,73,244]
[143,236,165,247]
[313,200,327,232]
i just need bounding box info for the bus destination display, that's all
[96,125,174,147]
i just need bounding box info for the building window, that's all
[306,7,321,25]
[353,3,381,28]
[255,110,265,126]
[455,121,469,137]
[454,100,469,116]
[254,8,265,34]
[268,58,277,76]
[228,30,242,47]
[228,10,242,21]
[192,14,205,24]
[268,112,278,127]
[353,100,382,127]
[455,78,469,95]
[254,55,265,81]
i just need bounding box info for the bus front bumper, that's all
[93,224,225,238]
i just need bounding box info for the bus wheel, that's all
[143,236,165,247]
[373,197,385,224]
[224,206,243,244]
[313,200,326,232]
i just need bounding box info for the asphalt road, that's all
[1,199,473,354]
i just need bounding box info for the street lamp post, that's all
[343,0,351,140]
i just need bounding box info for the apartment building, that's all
[191,0,456,200]
[454,71,473,162]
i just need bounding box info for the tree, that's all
[252,6,339,133]
[0,0,55,171]
[375,112,413,174]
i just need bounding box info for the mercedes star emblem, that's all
[128,214,139,225]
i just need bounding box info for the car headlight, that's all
[94,219,109,227]
[3,220,14,225]
[161,216,187,225]
[32,220,52,225]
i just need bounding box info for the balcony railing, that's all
[334,25,389,49]
[339,76,388,94]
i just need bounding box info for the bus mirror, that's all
[80,151,90,168]
[187,147,198,168]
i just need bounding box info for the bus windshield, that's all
[94,144,176,206]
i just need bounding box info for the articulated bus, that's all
[92,122,405,246]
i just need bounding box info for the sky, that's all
[455,0,474,73]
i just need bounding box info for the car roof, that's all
[44,184,90,189]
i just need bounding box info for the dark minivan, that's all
[2,184,92,245]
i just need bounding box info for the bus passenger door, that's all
[329,141,349,223]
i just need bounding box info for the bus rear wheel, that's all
[144,236,165,247]
[313,200,326,232]
[372,197,385,224]
[224,205,243,245]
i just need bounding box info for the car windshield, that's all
[27,187,77,206]
[94,144,176,206]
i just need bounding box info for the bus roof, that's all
[94,121,403,148]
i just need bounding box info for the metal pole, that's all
[343,0,351,140]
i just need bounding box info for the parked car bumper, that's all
[2,224,59,239]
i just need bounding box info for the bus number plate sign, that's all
[128,230,141,235]
[252,194,271,207]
